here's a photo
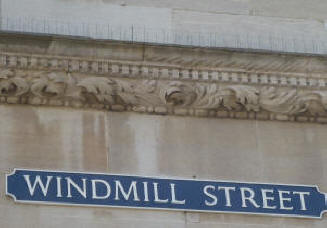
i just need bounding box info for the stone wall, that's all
[1,105,327,227]
[0,32,327,227]
[2,0,327,53]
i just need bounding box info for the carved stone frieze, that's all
[1,32,327,122]
[1,67,327,123]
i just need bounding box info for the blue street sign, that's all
[6,169,327,218]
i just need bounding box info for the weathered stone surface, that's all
[1,2,327,226]
[6,0,327,22]
[106,112,327,227]
[256,121,327,188]
[0,105,108,171]
[3,0,327,53]
[0,107,327,227]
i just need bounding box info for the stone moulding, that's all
[1,52,327,123]
[1,30,327,123]
[2,52,327,88]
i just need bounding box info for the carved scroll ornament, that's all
[1,68,327,123]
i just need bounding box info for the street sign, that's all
[6,169,327,218]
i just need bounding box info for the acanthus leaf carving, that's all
[260,87,300,114]
[115,80,161,106]
[193,84,222,109]
[159,81,197,107]
[0,69,29,96]
[0,67,327,122]
[222,85,259,111]
[31,72,68,98]
[259,87,327,115]
[295,91,327,115]
[76,77,116,104]
[192,84,259,111]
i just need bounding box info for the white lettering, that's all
[278,190,293,210]
[170,183,186,205]
[91,179,111,199]
[293,191,310,211]
[203,185,217,206]
[23,175,53,197]
[143,182,149,202]
[56,177,62,198]
[66,177,87,198]
[218,186,235,207]
[261,189,276,209]
[240,187,260,208]
[153,182,169,203]
[115,181,140,201]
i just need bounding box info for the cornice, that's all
[1,33,327,123]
